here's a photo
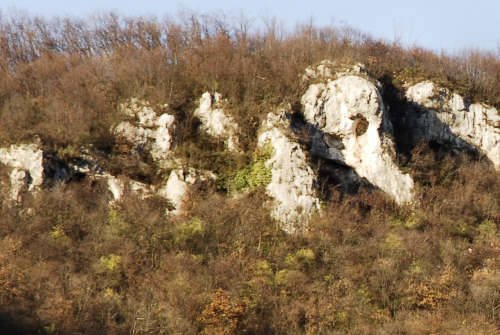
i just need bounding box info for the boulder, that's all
[105,174,154,201]
[114,98,175,164]
[303,60,335,80]
[0,141,44,201]
[406,81,500,169]
[157,168,216,214]
[194,92,240,152]
[258,111,320,233]
[303,60,366,81]
[301,72,414,204]
[0,141,44,191]
[8,168,29,201]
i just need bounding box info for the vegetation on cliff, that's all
[0,11,499,334]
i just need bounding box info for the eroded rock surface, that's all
[0,141,44,201]
[303,60,335,80]
[258,111,320,233]
[114,98,175,164]
[303,61,367,81]
[157,168,216,214]
[0,141,44,190]
[302,74,414,204]
[105,175,154,201]
[8,168,29,201]
[406,81,500,169]
[194,92,240,152]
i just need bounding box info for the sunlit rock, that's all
[406,81,500,169]
[0,141,44,191]
[303,60,367,81]
[258,111,320,233]
[8,168,29,201]
[114,98,175,164]
[157,168,216,214]
[105,174,154,202]
[0,140,44,201]
[194,92,240,152]
[302,73,414,204]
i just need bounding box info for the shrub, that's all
[285,248,316,269]
[172,217,205,252]
[199,289,247,335]
[218,144,273,193]
[0,10,499,335]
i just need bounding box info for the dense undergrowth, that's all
[0,144,498,334]
[0,11,499,334]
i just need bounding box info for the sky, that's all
[0,0,499,53]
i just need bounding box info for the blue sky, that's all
[1,0,499,53]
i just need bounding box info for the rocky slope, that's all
[301,65,414,204]
[1,62,498,233]
[405,81,499,169]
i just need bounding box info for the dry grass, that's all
[0,11,499,335]
[0,147,498,334]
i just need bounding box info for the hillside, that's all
[0,13,499,334]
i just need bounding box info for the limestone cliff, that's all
[1,62,498,233]
[301,67,414,204]
[405,81,499,169]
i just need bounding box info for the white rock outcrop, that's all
[303,60,334,80]
[303,60,367,81]
[106,175,127,201]
[406,81,500,169]
[8,168,29,201]
[105,175,154,201]
[157,168,216,214]
[104,167,215,212]
[0,141,44,201]
[64,154,155,203]
[194,92,240,152]
[258,111,320,233]
[302,74,414,204]
[114,98,175,163]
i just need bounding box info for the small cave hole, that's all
[355,117,368,137]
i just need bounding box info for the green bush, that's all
[218,145,273,193]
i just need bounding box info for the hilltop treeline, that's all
[0,11,499,148]
[0,12,499,335]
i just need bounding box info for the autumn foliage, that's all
[0,11,499,335]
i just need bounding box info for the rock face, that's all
[0,141,44,201]
[303,60,366,81]
[301,74,414,204]
[194,92,240,152]
[258,111,320,233]
[104,168,215,213]
[406,81,500,169]
[303,60,334,80]
[0,142,44,190]
[4,73,498,234]
[0,108,212,214]
[105,175,154,201]
[8,169,29,201]
[73,152,215,213]
[114,98,175,163]
[157,168,216,214]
